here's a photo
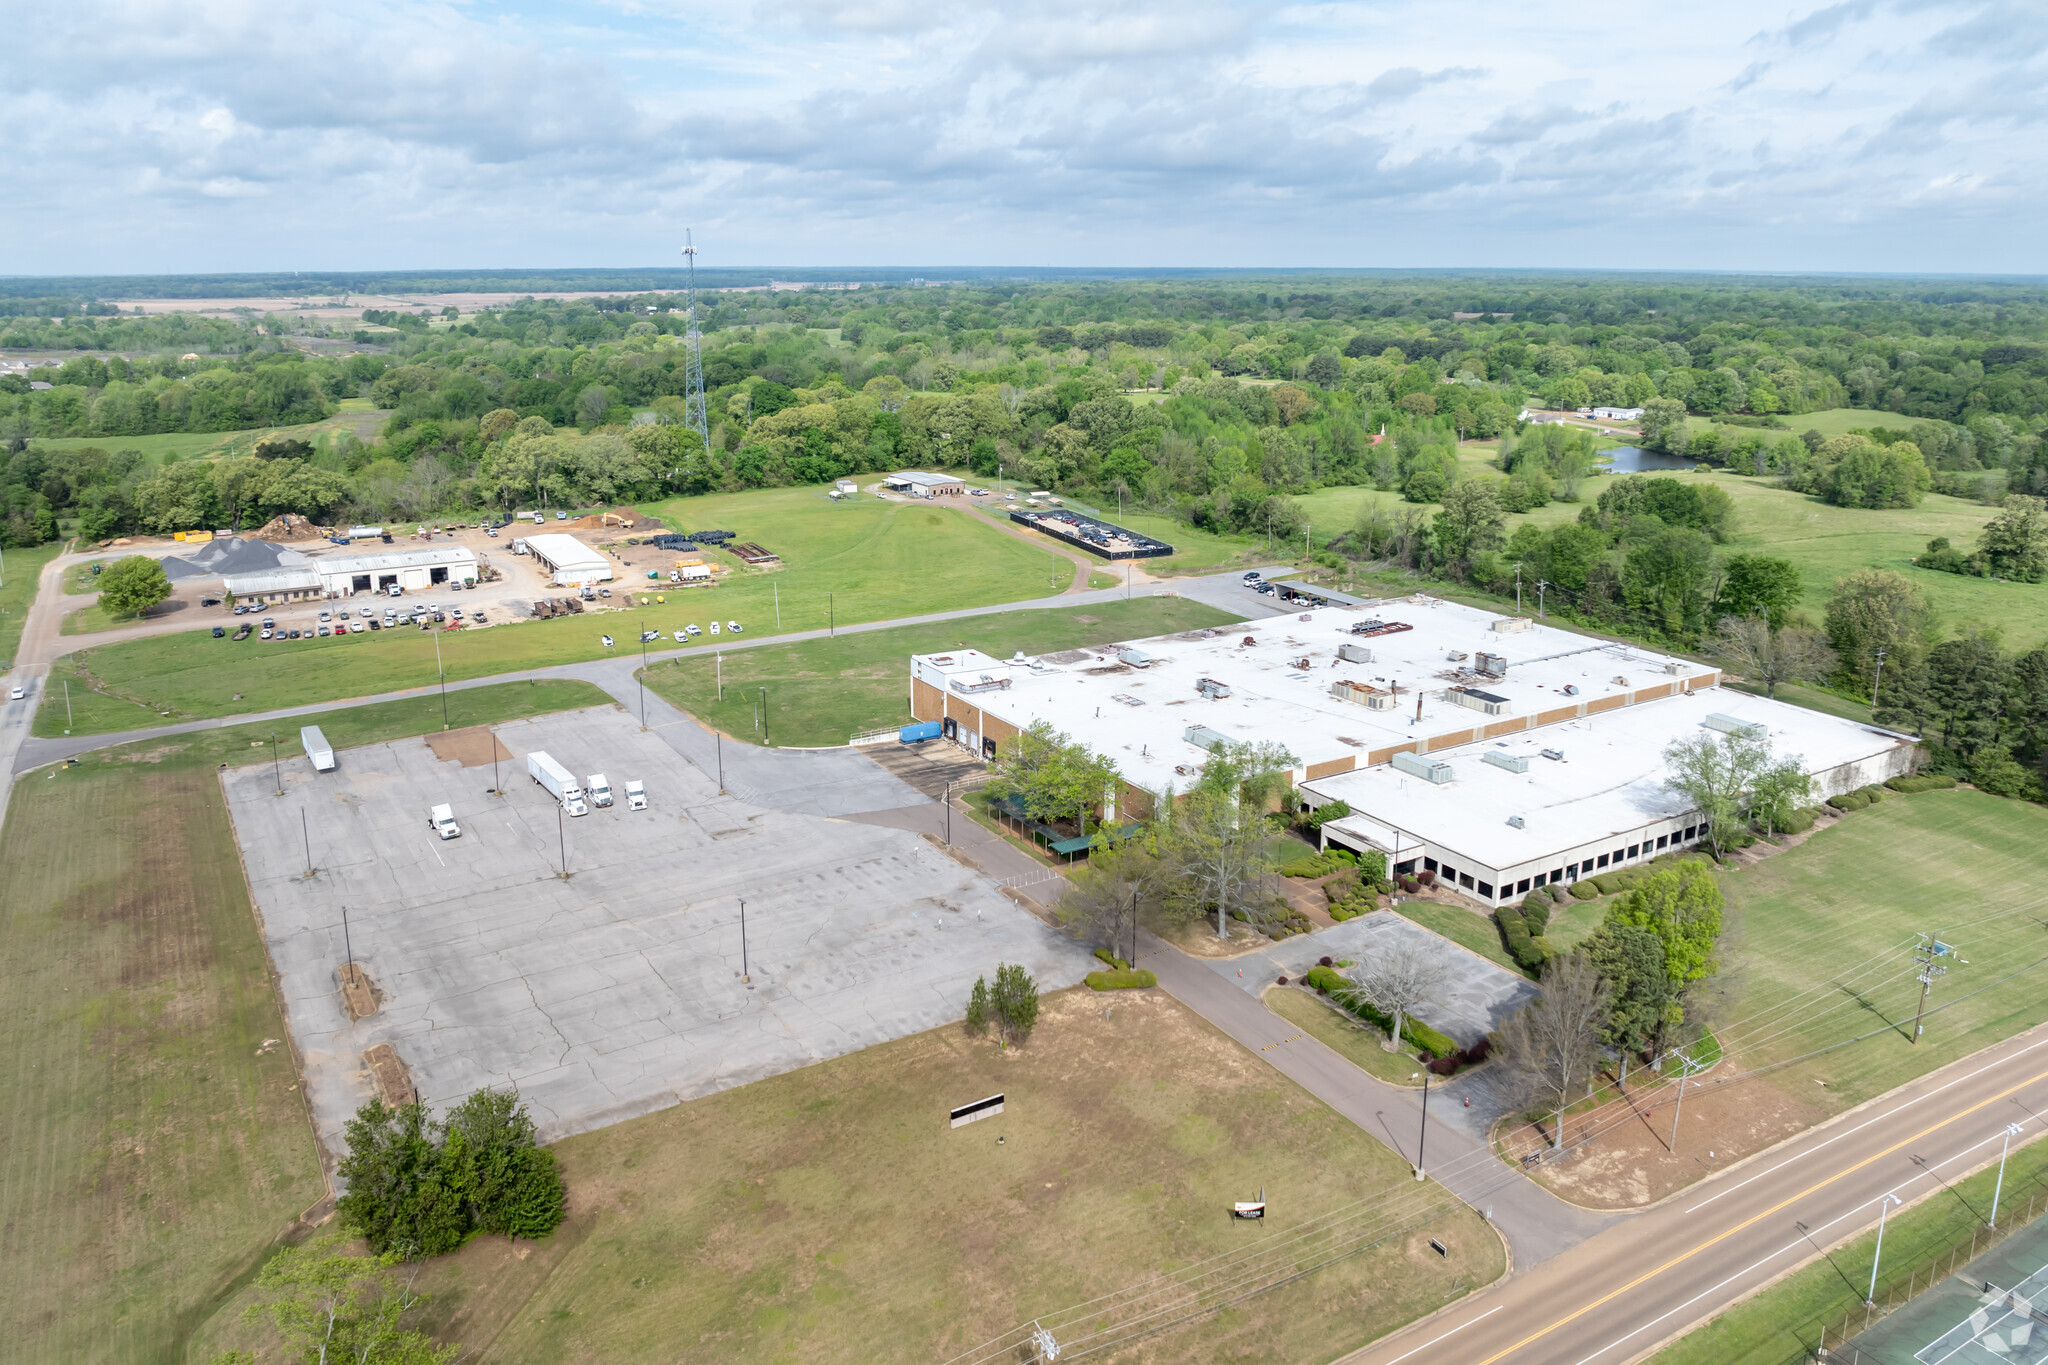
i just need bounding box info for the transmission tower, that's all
[680,230,710,458]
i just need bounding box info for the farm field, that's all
[1680,406,1905,446]
[1,541,65,666]
[28,399,391,469]
[34,489,1087,736]
[638,596,1241,747]
[0,679,607,1364]
[191,988,1500,1363]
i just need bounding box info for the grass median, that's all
[637,595,1242,747]
[0,679,606,1364]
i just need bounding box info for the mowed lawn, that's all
[1721,790,2048,1112]
[35,490,1084,737]
[193,989,1500,1363]
[0,681,609,1364]
[638,596,1241,747]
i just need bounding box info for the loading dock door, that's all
[377,574,398,589]
[941,716,958,740]
[430,567,449,584]
[352,574,372,592]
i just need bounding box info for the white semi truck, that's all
[586,773,613,808]
[527,751,588,816]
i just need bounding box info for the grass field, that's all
[637,596,1242,747]
[29,401,390,469]
[1266,984,1431,1085]
[1719,790,2048,1113]
[1679,407,1905,447]
[2,541,65,667]
[0,679,607,1364]
[193,988,1500,1363]
[34,491,1097,737]
[1389,897,1535,978]
[1647,1131,2048,1365]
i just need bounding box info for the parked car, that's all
[349,621,364,633]
[233,624,251,640]
[318,625,331,637]
[471,612,487,624]
[367,619,381,630]
[626,779,647,811]
[319,609,332,622]
[201,596,221,607]
[212,626,225,638]
[727,620,743,634]
[1242,571,1263,583]
[262,618,276,629]
[601,634,615,648]
[260,628,275,640]
[641,630,660,643]
[685,623,701,637]
[1255,582,1276,596]
[598,588,610,598]
[673,630,686,643]
[556,510,566,520]
[486,527,498,537]
[233,604,248,615]
[709,621,720,635]
[8,685,23,701]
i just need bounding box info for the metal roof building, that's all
[312,545,479,596]
[512,533,612,586]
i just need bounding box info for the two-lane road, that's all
[1338,1024,2048,1365]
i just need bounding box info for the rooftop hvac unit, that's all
[1338,642,1374,664]
[1450,687,1511,717]
[1390,750,1454,784]
[1664,660,1687,675]
[1492,617,1533,634]
[1483,750,1530,773]
[1475,651,1508,679]
[1540,748,1565,761]
[950,673,1011,695]
[1184,724,1236,751]
[1507,815,1527,828]
[1116,647,1154,668]
[1329,679,1395,709]
[1195,677,1232,699]
[1704,713,1768,739]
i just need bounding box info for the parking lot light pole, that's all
[1992,1122,2027,1228]
[556,803,567,879]
[488,726,500,796]
[1414,1070,1432,1181]
[341,903,353,972]
[1868,1193,1903,1305]
[272,731,282,795]
[738,898,750,984]
[758,686,769,747]
[716,731,725,793]
[639,637,648,729]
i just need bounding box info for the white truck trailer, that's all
[527,751,589,815]
[300,725,335,772]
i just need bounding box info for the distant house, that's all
[28,381,53,391]
[1592,406,1645,421]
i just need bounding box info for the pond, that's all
[1599,446,1697,473]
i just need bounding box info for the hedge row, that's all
[1086,968,1157,990]
[1886,774,1959,793]
[1092,947,1131,970]
[1279,848,1358,878]
[1828,784,1889,811]
[1300,966,1461,1057]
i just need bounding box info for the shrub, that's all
[1857,784,1887,802]
[1417,870,1437,887]
[1549,882,1572,903]
[1319,956,1334,968]
[1428,1053,1460,1075]
[1276,974,1289,986]
[1304,964,1345,993]
[1780,806,1820,834]
[1405,1017,1459,1059]
[1569,880,1599,899]
[1827,791,1869,811]
[1093,947,1115,966]
[1085,968,1157,990]
[1591,872,1626,896]
[1497,909,1545,972]
[1323,871,1363,903]
[1375,879,1395,895]
[1519,893,1551,935]
[1886,773,1958,793]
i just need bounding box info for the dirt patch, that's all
[363,1043,414,1109]
[426,725,517,768]
[1504,1052,1829,1209]
[1161,920,1276,959]
[339,963,380,1021]
[250,514,330,543]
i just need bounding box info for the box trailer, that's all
[300,725,335,772]
[527,751,589,815]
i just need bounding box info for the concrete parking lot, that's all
[224,705,1092,1159]
[1209,910,1539,1046]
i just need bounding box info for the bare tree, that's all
[1498,951,1612,1150]
[1344,938,1449,1053]
[1058,835,1160,960]
[1714,613,1836,699]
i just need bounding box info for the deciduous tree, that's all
[1497,951,1611,1150]
[1343,938,1449,1054]
[96,553,171,619]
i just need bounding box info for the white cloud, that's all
[0,0,2040,271]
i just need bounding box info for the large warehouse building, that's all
[224,545,481,602]
[908,598,1914,907]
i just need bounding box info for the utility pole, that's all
[1535,579,1550,618]
[272,731,282,795]
[716,650,722,701]
[1992,1122,2026,1228]
[488,725,500,795]
[773,580,781,630]
[1872,646,1889,717]
[943,780,951,845]
[716,731,725,793]
[1911,933,1951,1043]
[64,678,72,731]
[1667,1049,1708,1152]
[341,903,352,972]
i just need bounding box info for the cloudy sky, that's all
[3,0,2043,275]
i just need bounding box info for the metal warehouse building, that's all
[513,533,613,586]
[224,545,481,602]
[907,598,1913,905]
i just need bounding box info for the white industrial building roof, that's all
[1305,686,1908,872]
[885,470,967,489]
[224,567,321,595]
[917,599,1720,797]
[513,533,607,572]
[309,545,477,576]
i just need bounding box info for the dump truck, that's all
[300,725,335,772]
[527,751,588,815]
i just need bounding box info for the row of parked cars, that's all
[212,602,489,640]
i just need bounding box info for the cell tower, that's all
[680,230,710,455]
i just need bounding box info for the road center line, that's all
[1473,1062,2048,1365]
[1685,1030,2048,1214]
